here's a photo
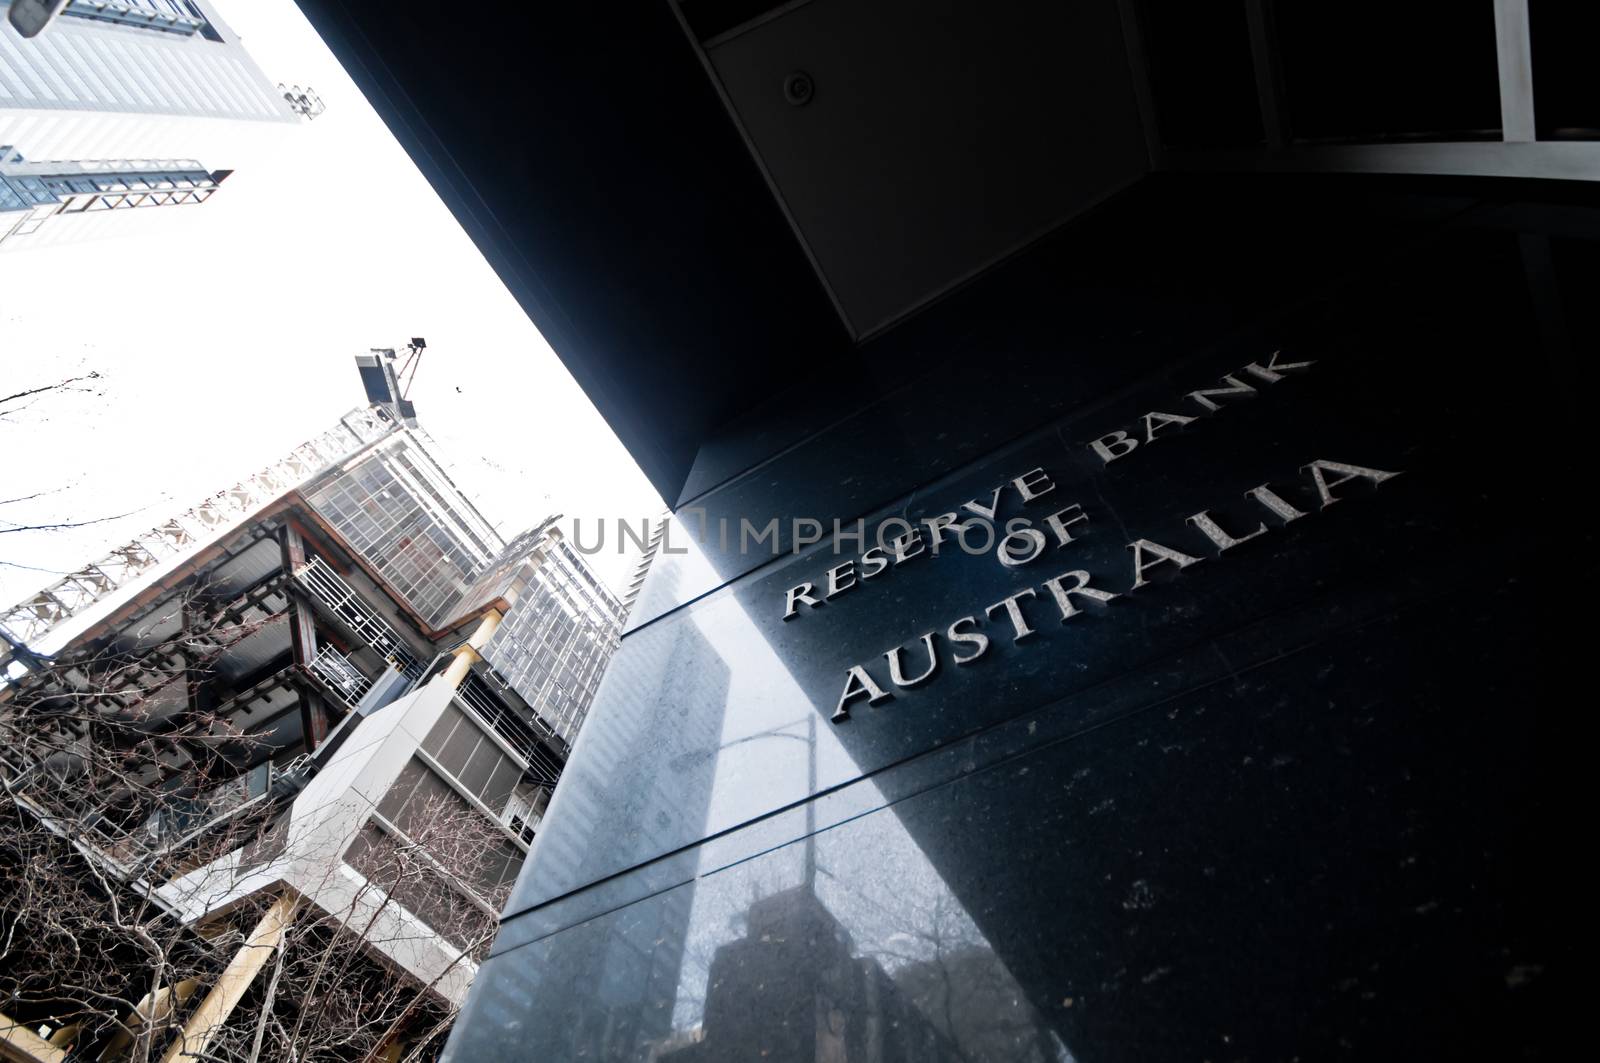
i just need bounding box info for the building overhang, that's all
[295,1,1599,505]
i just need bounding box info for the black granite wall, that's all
[443,175,1589,1062]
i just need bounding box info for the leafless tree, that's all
[0,370,139,560]
[0,590,505,1062]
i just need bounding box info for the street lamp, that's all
[671,714,822,889]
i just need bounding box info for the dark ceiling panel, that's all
[703,0,1150,337]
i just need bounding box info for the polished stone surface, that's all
[632,176,1475,628]
[445,180,1591,1061]
[452,576,1567,1061]
[511,220,1572,920]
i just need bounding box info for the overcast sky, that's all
[0,0,663,609]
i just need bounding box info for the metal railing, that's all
[294,556,421,679]
[310,647,370,707]
[457,674,563,788]
[90,755,315,867]
[62,0,209,36]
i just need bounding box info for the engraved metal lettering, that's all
[947,616,990,664]
[1303,459,1402,508]
[985,588,1039,641]
[1043,503,1088,546]
[834,665,892,721]
[1128,538,1203,589]
[784,582,822,620]
[1012,467,1056,503]
[1090,430,1138,464]
[891,527,926,563]
[877,517,914,553]
[859,546,890,579]
[1187,374,1257,412]
[1041,569,1119,620]
[886,632,940,687]
[1241,349,1315,384]
[1142,410,1196,443]
[997,527,1048,567]
[1185,510,1268,552]
[922,512,961,555]
[1245,483,1307,523]
[962,485,1006,520]
[825,561,857,598]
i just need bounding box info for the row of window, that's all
[1,166,216,213]
[308,444,498,623]
[485,563,619,743]
[62,1,214,39]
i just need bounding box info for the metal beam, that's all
[1245,0,1289,147]
[1162,140,1600,182]
[0,407,395,645]
[279,527,330,749]
[159,895,298,1063]
[1494,0,1536,142]
[0,1009,67,1063]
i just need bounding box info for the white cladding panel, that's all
[0,10,291,123]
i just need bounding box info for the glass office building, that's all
[305,427,626,751]
[481,533,623,746]
[306,432,504,628]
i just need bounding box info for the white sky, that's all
[0,0,663,610]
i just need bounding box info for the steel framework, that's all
[0,406,396,646]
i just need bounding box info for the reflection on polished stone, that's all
[444,194,1582,1063]
[447,565,1557,1061]
[514,229,1565,922]
[450,759,1072,1063]
[658,885,1063,1063]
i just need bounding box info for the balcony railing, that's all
[90,755,315,867]
[310,647,371,707]
[294,557,421,679]
[457,674,563,788]
[63,0,209,36]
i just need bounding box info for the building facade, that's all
[0,0,293,249]
[0,353,626,1061]
[293,2,1595,1060]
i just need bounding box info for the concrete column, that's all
[0,1009,67,1063]
[96,977,199,1061]
[159,896,298,1063]
[442,608,503,688]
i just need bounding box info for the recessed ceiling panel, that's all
[699,0,1149,337]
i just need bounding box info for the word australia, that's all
[831,456,1401,722]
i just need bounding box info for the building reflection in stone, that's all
[464,738,1072,1061]
[656,867,1072,1063]
[462,547,1072,1062]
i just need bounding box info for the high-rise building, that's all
[0,348,626,1061]
[0,0,294,250]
